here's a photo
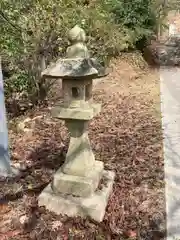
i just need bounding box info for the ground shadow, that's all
[0,141,66,203]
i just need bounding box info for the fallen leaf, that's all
[124,230,137,239]
[52,220,62,230]
[0,230,21,240]
[0,204,11,214]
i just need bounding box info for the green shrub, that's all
[103,0,158,47]
[0,0,162,109]
[1,0,131,102]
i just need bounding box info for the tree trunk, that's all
[38,55,48,102]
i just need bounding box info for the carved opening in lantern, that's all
[71,87,80,98]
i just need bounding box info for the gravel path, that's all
[160,66,180,240]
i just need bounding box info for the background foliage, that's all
[0,0,168,111]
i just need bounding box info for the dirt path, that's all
[0,53,165,240]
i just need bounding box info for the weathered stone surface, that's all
[38,170,115,222]
[41,57,108,80]
[38,25,114,223]
[41,58,98,79]
[68,25,87,44]
[158,35,180,66]
[62,78,92,108]
[41,25,108,80]
[62,120,95,177]
[66,25,89,59]
[51,103,101,120]
[52,161,104,197]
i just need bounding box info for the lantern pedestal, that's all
[38,170,114,222]
[52,160,103,197]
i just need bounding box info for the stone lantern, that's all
[38,25,115,222]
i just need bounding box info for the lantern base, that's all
[52,160,104,198]
[38,170,115,222]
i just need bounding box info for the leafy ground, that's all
[0,53,165,240]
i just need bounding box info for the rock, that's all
[158,35,180,66]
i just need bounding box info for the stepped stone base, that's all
[38,170,115,222]
[52,161,104,197]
